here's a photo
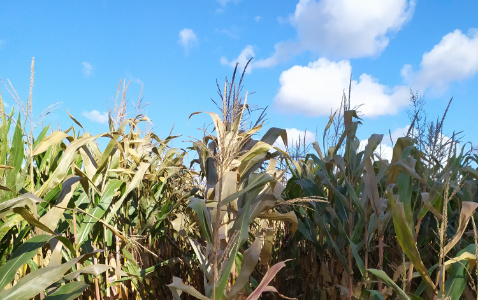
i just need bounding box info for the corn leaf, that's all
[228,237,263,298]
[0,234,52,290]
[443,202,478,256]
[246,259,291,300]
[77,179,122,245]
[167,276,209,300]
[367,268,410,300]
[0,250,102,300]
[44,281,89,300]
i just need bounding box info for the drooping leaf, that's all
[246,259,291,300]
[167,277,209,300]
[443,202,478,256]
[38,175,81,232]
[368,269,410,300]
[258,211,298,234]
[32,131,71,156]
[62,264,111,281]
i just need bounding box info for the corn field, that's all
[0,61,478,300]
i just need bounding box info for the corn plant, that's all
[168,65,297,299]
[278,108,478,299]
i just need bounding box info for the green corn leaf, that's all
[188,198,212,243]
[387,186,435,292]
[36,133,108,197]
[0,234,52,290]
[104,162,152,224]
[368,268,410,300]
[0,250,102,300]
[32,131,71,156]
[32,125,50,151]
[6,113,24,191]
[444,244,476,300]
[260,127,287,147]
[44,281,89,300]
[77,179,122,246]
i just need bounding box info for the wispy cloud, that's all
[216,0,240,6]
[82,62,93,78]
[220,45,255,72]
[82,110,108,124]
[215,27,239,39]
[178,28,198,53]
[254,16,261,22]
[0,39,5,49]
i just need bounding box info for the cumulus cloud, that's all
[290,0,414,58]
[82,110,108,124]
[178,28,198,53]
[274,58,409,117]
[402,29,478,93]
[223,0,415,68]
[82,62,93,78]
[274,128,316,151]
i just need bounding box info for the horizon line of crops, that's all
[0,58,477,299]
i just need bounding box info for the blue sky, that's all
[0,1,477,159]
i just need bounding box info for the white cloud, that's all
[274,128,316,151]
[291,0,414,58]
[274,58,410,117]
[254,16,261,22]
[220,45,255,72]
[82,62,93,78]
[223,0,415,68]
[82,110,108,124]
[134,78,144,86]
[402,29,478,93]
[178,28,198,52]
